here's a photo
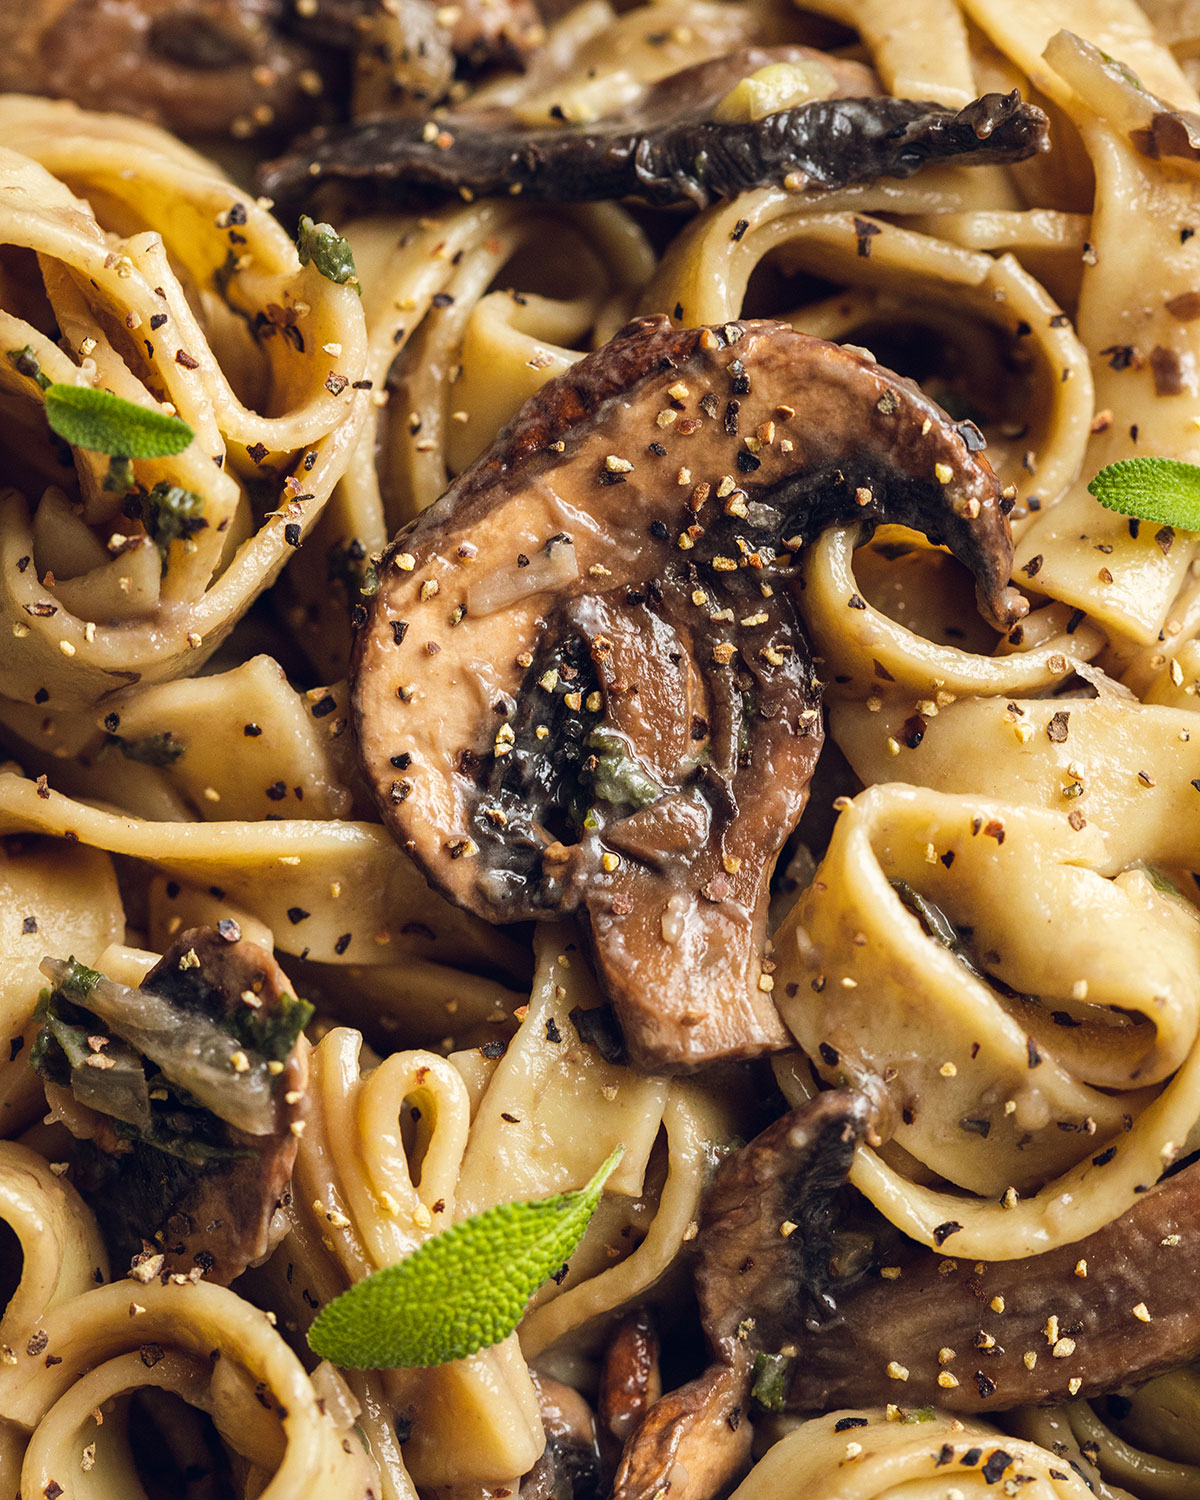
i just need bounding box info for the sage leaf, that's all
[307,1146,623,1368]
[1087,455,1200,530]
[43,385,194,459]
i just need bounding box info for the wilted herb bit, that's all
[327,537,380,600]
[583,726,662,811]
[103,456,135,493]
[751,1351,793,1412]
[124,482,207,565]
[42,384,195,459]
[7,345,51,390]
[231,990,314,1065]
[307,1146,623,1369]
[297,215,360,294]
[900,1405,937,1424]
[112,732,186,767]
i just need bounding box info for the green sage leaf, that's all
[43,385,194,459]
[307,1146,623,1368]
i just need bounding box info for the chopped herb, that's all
[42,385,194,459]
[900,1405,937,1423]
[307,1146,623,1368]
[6,345,51,390]
[103,456,135,493]
[1087,456,1200,531]
[297,215,360,293]
[113,732,186,767]
[751,1351,792,1411]
[582,727,662,810]
[134,482,206,563]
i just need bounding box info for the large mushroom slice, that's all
[351,316,1021,1070]
[262,69,1047,210]
[31,926,310,1283]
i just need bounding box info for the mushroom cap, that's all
[352,317,1020,1069]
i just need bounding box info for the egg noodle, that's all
[0,0,1198,1496]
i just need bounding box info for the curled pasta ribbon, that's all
[773,784,1200,1257]
[959,2,1200,642]
[0,1142,107,1356]
[284,1027,542,1493]
[803,525,1103,698]
[830,691,1200,871]
[0,1279,374,1500]
[641,181,1094,518]
[1013,1372,1200,1498]
[0,768,518,973]
[0,835,123,1138]
[292,199,652,680]
[0,96,367,710]
[731,1409,1093,1498]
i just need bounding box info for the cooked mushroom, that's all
[261,72,1047,210]
[522,1372,604,1500]
[31,926,309,1283]
[611,1093,870,1499]
[351,316,1022,1070]
[598,1307,662,1461]
[611,1362,751,1500]
[693,1091,873,1362]
[0,0,328,138]
[781,1153,1200,1413]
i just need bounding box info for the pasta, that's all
[1,0,1200,1496]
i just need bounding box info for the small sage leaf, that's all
[1087,455,1200,531]
[307,1145,623,1368]
[43,385,195,459]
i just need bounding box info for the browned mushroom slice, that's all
[0,0,329,137]
[31,926,309,1283]
[598,1308,663,1462]
[522,1373,604,1500]
[612,1093,870,1499]
[611,1362,752,1500]
[262,75,1047,210]
[782,1154,1200,1413]
[351,316,1021,1070]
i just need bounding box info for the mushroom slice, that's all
[612,1093,870,1500]
[781,1153,1200,1413]
[30,926,310,1283]
[261,73,1047,211]
[0,0,326,137]
[351,316,1021,1070]
[693,1091,873,1362]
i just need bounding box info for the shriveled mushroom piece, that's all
[261,68,1047,210]
[352,316,1022,1070]
[30,926,309,1283]
[611,1093,870,1500]
[780,1153,1200,1413]
[0,0,326,137]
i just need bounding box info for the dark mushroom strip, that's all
[612,1094,869,1500]
[782,1155,1200,1413]
[260,79,1047,211]
[351,316,1022,1070]
[30,927,309,1283]
[693,1091,873,1362]
[0,0,326,137]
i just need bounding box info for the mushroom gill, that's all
[350,315,1023,1070]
